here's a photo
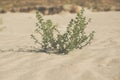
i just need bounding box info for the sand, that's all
[0,11,120,80]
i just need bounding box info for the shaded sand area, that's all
[0,11,120,80]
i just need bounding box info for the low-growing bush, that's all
[31,9,94,54]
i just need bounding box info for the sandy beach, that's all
[0,11,120,80]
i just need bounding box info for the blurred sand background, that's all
[0,0,120,14]
[0,0,120,80]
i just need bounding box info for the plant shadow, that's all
[0,46,65,55]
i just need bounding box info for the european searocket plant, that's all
[31,9,94,54]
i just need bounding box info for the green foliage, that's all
[31,11,58,51]
[31,9,94,54]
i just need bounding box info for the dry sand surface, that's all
[0,10,120,80]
